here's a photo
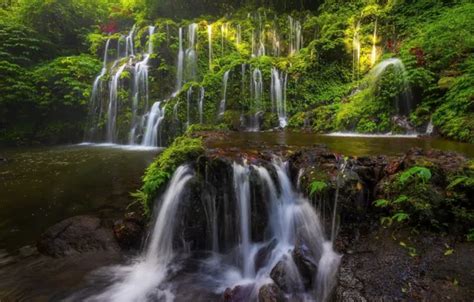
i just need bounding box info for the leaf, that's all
[374,199,390,207]
[399,166,432,185]
[394,195,409,204]
[392,212,410,222]
[444,249,454,256]
[309,181,328,196]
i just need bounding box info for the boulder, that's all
[37,215,119,257]
[270,257,304,293]
[223,284,254,302]
[292,244,318,289]
[258,283,285,302]
[254,239,278,272]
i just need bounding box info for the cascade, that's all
[186,86,193,128]
[125,25,136,57]
[236,24,242,45]
[81,159,341,301]
[129,26,156,145]
[352,21,361,81]
[141,101,165,147]
[106,63,128,143]
[185,23,198,82]
[289,16,302,55]
[272,27,281,57]
[208,24,213,69]
[199,87,205,124]
[271,68,288,128]
[173,101,180,122]
[426,118,434,135]
[175,27,185,95]
[251,68,263,108]
[86,166,194,302]
[371,20,378,67]
[85,38,111,141]
[370,58,413,115]
[218,70,231,116]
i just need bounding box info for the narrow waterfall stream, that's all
[75,158,340,302]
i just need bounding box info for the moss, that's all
[133,134,205,214]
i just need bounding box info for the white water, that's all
[289,16,302,55]
[186,87,193,128]
[129,26,156,145]
[125,25,136,57]
[218,70,230,116]
[141,101,165,147]
[185,23,198,81]
[251,68,263,109]
[199,87,205,124]
[86,166,194,302]
[370,58,413,114]
[426,118,434,135]
[208,24,213,69]
[271,68,288,128]
[106,63,128,143]
[175,27,185,95]
[327,131,419,138]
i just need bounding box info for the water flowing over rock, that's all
[219,70,231,116]
[271,68,288,128]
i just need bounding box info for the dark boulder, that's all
[37,215,119,257]
[292,244,318,289]
[258,283,285,302]
[270,257,304,293]
[254,239,278,272]
[113,212,145,250]
[223,284,254,302]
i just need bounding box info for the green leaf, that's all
[393,195,409,204]
[374,199,390,207]
[309,181,328,196]
[392,212,410,222]
[399,166,432,185]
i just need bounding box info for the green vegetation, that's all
[376,163,474,236]
[133,134,204,214]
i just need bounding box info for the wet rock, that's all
[292,244,317,289]
[270,257,304,293]
[37,215,119,257]
[258,283,285,302]
[113,212,144,250]
[223,284,254,302]
[391,115,415,132]
[254,239,278,272]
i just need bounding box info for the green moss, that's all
[133,134,205,214]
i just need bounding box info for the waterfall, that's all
[80,158,341,301]
[186,87,193,128]
[236,24,242,45]
[289,16,302,55]
[185,23,198,81]
[85,38,111,141]
[199,87,205,124]
[371,20,378,67]
[208,24,213,69]
[175,27,185,95]
[233,162,254,278]
[125,25,136,57]
[141,102,165,147]
[173,102,180,122]
[218,70,230,116]
[272,27,280,57]
[370,58,413,115]
[87,166,194,302]
[251,68,263,109]
[129,26,156,145]
[106,63,127,143]
[271,68,288,128]
[426,118,434,135]
[352,21,361,81]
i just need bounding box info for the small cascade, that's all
[129,26,156,145]
[426,118,434,135]
[85,38,111,141]
[141,101,165,147]
[106,63,128,143]
[125,25,136,57]
[175,27,185,94]
[352,21,361,81]
[86,166,194,302]
[271,68,288,128]
[236,24,242,45]
[251,68,263,109]
[272,26,281,56]
[208,24,213,69]
[371,20,378,67]
[218,70,231,116]
[199,87,205,124]
[288,16,302,55]
[173,101,180,122]
[252,13,266,57]
[186,87,193,128]
[185,23,198,81]
[370,58,414,115]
